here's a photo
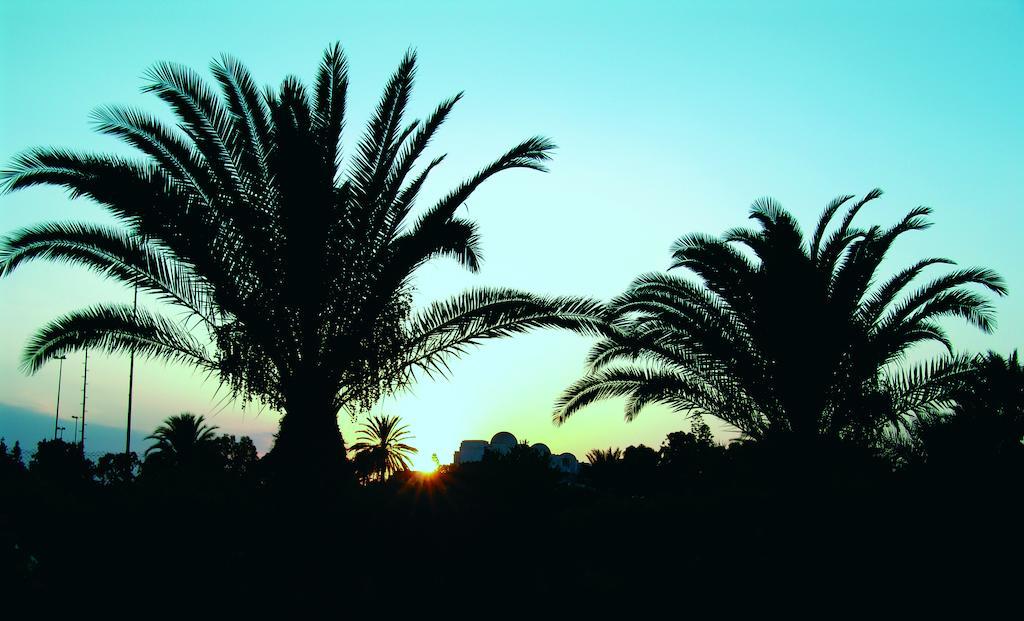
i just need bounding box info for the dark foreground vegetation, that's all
[2,405,1021,611]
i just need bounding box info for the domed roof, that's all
[558,452,578,464]
[532,443,551,457]
[490,431,517,446]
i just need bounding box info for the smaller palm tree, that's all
[349,415,417,482]
[145,413,219,469]
[910,351,1024,468]
[586,447,622,465]
[953,351,1024,421]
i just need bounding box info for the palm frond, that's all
[401,288,605,381]
[349,50,417,200]
[142,61,243,195]
[23,304,214,374]
[554,366,704,424]
[879,267,1007,334]
[411,136,555,234]
[311,42,349,173]
[89,104,216,205]
[210,54,272,185]
[859,258,954,325]
[810,193,855,260]
[0,221,214,322]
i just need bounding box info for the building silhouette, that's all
[453,431,579,474]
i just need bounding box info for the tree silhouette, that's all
[215,434,259,477]
[658,420,725,486]
[556,190,1005,449]
[144,413,219,471]
[349,414,417,482]
[0,43,604,482]
[28,438,93,485]
[0,439,26,479]
[95,451,140,485]
[911,350,1024,470]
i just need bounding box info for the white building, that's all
[453,431,579,474]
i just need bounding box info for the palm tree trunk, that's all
[263,387,350,490]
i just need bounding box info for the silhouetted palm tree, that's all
[586,447,622,465]
[0,44,604,480]
[349,414,417,482]
[951,351,1024,420]
[144,412,219,468]
[557,190,1005,448]
[910,350,1024,468]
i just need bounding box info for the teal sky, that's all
[1,0,1022,468]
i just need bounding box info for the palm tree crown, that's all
[0,44,604,479]
[951,351,1024,421]
[349,414,418,481]
[910,350,1024,466]
[556,190,1006,446]
[144,413,219,463]
[586,447,622,465]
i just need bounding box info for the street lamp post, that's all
[53,355,67,440]
[126,284,137,456]
[71,415,79,444]
[80,350,88,450]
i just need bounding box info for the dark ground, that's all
[3,457,1021,614]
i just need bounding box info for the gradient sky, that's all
[1,0,1022,469]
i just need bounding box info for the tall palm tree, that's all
[0,44,604,481]
[144,412,219,467]
[349,414,417,482]
[556,190,1006,448]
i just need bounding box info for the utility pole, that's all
[53,355,67,440]
[80,350,89,451]
[126,284,137,455]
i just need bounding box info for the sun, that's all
[411,453,440,474]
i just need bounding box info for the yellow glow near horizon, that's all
[412,454,439,473]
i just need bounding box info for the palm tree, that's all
[556,190,1006,448]
[586,447,622,465]
[910,351,1024,468]
[0,44,604,481]
[951,351,1024,420]
[144,412,219,468]
[349,414,417,482]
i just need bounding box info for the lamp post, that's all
[52,355,67,440]
[125,284,137,455]
[71,415,79,444]
[80,349,89,450]
[57,425,66,440]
